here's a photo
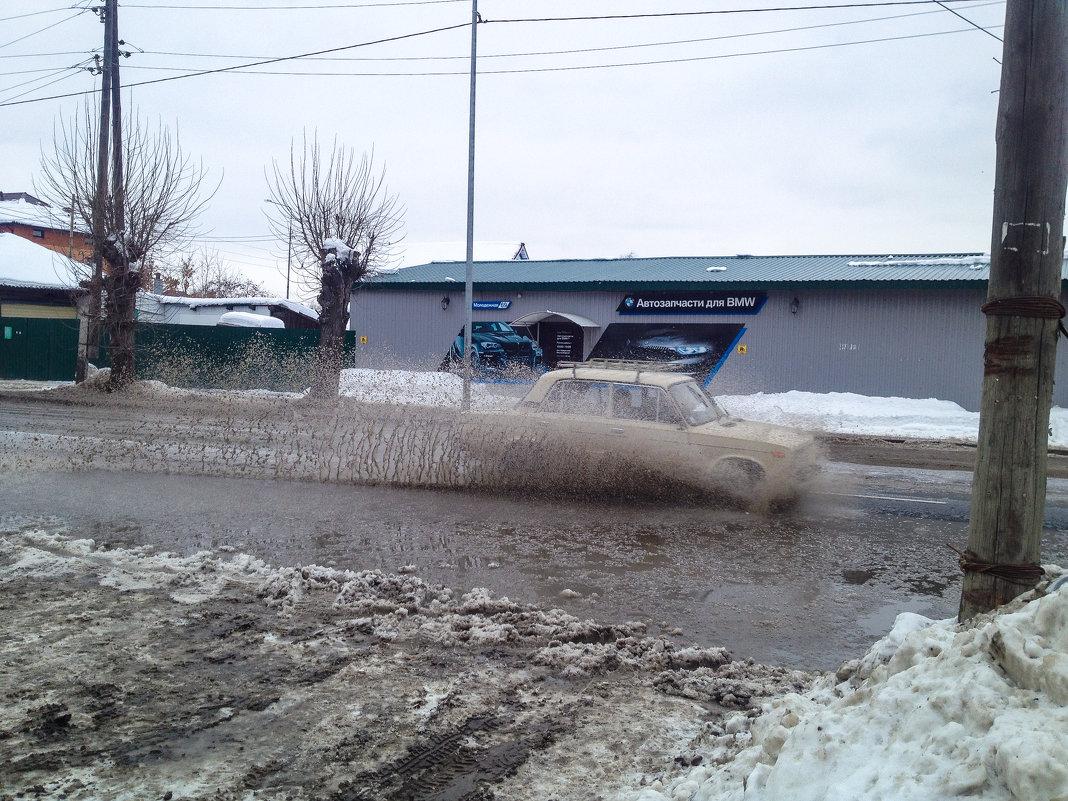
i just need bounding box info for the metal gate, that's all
[0,316,79,381]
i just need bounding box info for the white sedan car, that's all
[459,361,820,509]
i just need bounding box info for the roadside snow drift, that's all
[623,573,1068,801]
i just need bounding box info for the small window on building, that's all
[32,229,44,238]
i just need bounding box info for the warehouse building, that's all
[351,254,1068,411]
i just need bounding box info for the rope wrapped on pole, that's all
[981,295,1068,339]
[950,544,1045,588]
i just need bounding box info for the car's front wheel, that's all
[710,457,767,509]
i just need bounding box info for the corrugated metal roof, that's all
[362,254,1068,291]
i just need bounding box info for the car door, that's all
[607,383,695,486]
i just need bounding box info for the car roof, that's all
[524,361,697,403]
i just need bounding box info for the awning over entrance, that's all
[510,310,601,329]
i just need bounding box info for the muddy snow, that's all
[0,522,811,800]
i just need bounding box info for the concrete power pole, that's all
[960,0,1068,621]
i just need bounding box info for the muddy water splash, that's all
[1,387,777,505]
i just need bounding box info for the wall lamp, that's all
[441,296,451,311]
[790,297,800,315]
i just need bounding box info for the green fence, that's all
[97,323,351,392]
[0,316,80,381]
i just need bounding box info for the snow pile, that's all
[0,526,272,605]
[720,390,1068,448]
[623,572,1068,801]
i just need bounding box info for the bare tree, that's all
[154,249,266,299]
[266,134,403,398]
[37,108,214,390]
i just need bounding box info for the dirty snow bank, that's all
[720,389,1068,448]
[620,568,1068,801]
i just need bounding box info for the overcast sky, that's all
[1,0,1010,298]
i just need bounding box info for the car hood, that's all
[692,417,814,451]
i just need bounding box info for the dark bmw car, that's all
[443,321,543,373]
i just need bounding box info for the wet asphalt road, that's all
[4,465,1067,671]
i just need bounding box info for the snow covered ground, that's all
[336,368,1068,449]
[2,368,1068,799]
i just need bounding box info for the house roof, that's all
[0,196,79,233]
[139,292,318,320]
[361,253,1068,292]
[0,232,82,290]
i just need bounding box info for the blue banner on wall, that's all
[617,291,766,314]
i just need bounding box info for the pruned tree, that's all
[154,249,266,299]
[37,108,214,390]
[266,134,403,398]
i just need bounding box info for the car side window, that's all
[541,380,610,416]
[611,384,684,425]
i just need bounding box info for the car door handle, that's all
[609,427,626,434]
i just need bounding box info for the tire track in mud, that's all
[0,525,816,800]
[346,710,567,801]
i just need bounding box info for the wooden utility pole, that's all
[78,4,113,384]
[960,0,1068,620]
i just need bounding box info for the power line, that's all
[0,6,86,23]
[480,0,995,25]
[0,10,90,51]
[0,51,97,61]
[932,0,1001,40]
[0,21,470,107]
[124,1,1002,65]
[115,24,997,78]
[0,62,93,104]
[0,1,1003,107]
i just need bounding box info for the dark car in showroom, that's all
[442,321,543,374]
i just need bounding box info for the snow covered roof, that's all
[0,195,78,233]
[139,292,318,320]
[0,232,82,290]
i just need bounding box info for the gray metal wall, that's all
[350,285,1068,411]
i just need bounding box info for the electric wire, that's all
[116,24,995,78]
[0,60,94,104]
[481,0,995,25]
[0,21,469,107]
[932,0,1001,40]
[0,10,89,52]
[0,0,1003,106]
[123,1,1002,66]
[0,7,84,23]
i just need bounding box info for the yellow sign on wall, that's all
[359,335,368,344]
[737,344,748,354]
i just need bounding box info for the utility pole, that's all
[462,0,478,412]
[960,0,1068,620]
[108,0,124,241]
[78,3,113,384]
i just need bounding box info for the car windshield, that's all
[669,380,726,426]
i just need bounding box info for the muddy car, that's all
[459,361,819,508]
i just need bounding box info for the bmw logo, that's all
[624,297,635,308]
